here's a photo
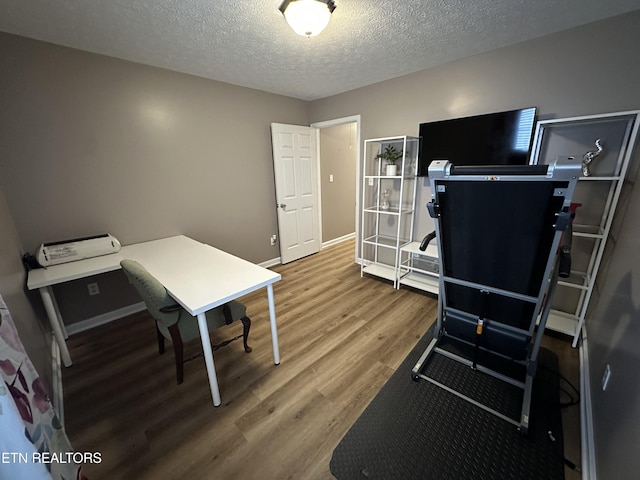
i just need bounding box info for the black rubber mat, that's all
[330,324,565,480]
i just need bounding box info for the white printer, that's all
[37,234,121,266]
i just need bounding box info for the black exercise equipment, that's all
[411,158,580,435]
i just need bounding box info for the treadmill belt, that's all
[330,324,565,480]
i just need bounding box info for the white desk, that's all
[27,235,282,406]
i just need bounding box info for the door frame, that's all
[311,115,361,263]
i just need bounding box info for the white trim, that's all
[259,233,355,269]
[580,326,597,479]
[311,115,362,129]
[65,301,147,335]
[259,257,281,269]
[314,127,324,249]
[322,232,355,248]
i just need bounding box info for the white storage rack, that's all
[530,110,640,346]
[360,136,419,286]
[397,241,439,294]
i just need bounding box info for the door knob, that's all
[278,203,287,209]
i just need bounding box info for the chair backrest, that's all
[120,259,180,326]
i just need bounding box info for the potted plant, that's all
[376,145,403,176]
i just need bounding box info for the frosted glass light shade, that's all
[281,0,334,37]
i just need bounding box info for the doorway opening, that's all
[312,115,361,263]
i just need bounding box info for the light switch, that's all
[329,174,334,183]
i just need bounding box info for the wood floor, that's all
[63,239,580,479]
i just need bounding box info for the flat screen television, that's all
[416,107,537,176]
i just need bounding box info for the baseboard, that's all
[259,233,356,269]
[65,301,147,336]
[580,326,597,479]
[259,257,281,268]
[322,232,355,248]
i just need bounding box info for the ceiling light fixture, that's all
[279,0,336,38]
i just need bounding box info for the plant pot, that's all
[386,164,397,176]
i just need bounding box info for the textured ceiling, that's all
[1,0,640,100]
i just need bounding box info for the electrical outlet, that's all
[87,282,100,296]
[270,234,277,246]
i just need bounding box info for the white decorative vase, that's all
[386,164,397,176]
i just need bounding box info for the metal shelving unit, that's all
[360,136,419,286]
[397,241,439,294]
[530,110,640,346]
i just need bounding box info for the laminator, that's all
[37,234,121,266]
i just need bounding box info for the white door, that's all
[271,123,321,264]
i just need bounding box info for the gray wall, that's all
[586,150,640,478]
[0,190,52,391]
[319,123,357,242]
[0,32,309,324]
[309,11,640,479]
[309,10,640,241]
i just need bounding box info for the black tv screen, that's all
[416,107,537,176]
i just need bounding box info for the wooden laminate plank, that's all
[62,239,580,479]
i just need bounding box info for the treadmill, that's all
[412,157,581,435]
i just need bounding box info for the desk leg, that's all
[51,293,68,339]
[51,339,65,426]
[197,312,221,407]
[267,284,280,365]
[39,287,73,367]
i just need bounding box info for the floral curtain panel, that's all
[0,294,84,480]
